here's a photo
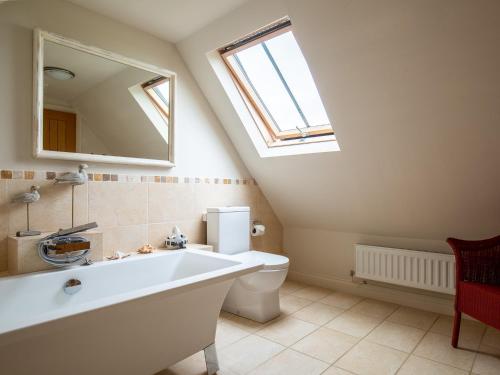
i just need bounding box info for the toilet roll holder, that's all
[251,220,266,237]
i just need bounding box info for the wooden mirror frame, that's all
[33,28,176,167]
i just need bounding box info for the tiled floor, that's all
[159,280,500,375]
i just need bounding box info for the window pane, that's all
[232,45,305,131]
[154,80,170,107]
[265,31,330,127]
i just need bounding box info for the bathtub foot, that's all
[204,343,219,375]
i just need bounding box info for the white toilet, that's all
[207,207,289,323]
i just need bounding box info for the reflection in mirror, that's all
[42,40,172,161]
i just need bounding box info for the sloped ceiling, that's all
[177,0,500,240]
[67,0,249,42]
[61,0,499,241]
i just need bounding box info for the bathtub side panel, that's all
[0,279,232,375]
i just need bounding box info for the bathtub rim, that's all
[0,249,263,335]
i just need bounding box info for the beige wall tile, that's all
[73,183,89,226]
[193,183,283,253]
[89,182,147,227]
[0,178,283,275]
[7,180,73,234]
[148,183,197,223]
[148,220,206,249]
[102,224,148,257]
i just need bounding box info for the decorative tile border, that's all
[0,169,257,186]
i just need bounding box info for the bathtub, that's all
[0,249,263,375]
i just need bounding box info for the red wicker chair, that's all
[447,235,500,348]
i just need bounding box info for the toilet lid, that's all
[232,250,289,270]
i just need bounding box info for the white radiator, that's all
[355,245,455,295]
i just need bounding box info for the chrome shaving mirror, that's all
[33,29,175,167]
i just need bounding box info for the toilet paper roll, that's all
[251,224,266,237]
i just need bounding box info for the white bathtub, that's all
[0,249,263,375]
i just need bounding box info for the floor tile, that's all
[321,366,354,375]
[220,311,265,333]
[325,311,383,338]
[256,316,318,346]
[365,321,425,353]
[219,334,285,374]
[480,327,500,354]
[292,327,357,363]
[280,280,307,295]
[161,351,236,375]
[292,302,344,325]
[413,332,476,371]
[430,315,486,350]
[216,319,251,348]
[387,306,438,330]
[348,298,398,319]
[319,292,362,309]
[335,340,407,375]
[292,286,332,301]
[248,349,329,375]
[397,355,468,375]
[279,294,313,315]
[472,353,500,375]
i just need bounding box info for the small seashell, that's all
[137,244,155,254]
[106,250,131,260]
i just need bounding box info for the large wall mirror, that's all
[33,29,175,167]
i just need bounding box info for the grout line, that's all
[287,347,332,365]
[213,282,495,375]
[393,309,441,374]
[469,325,488,373]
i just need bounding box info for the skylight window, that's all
[220,18,333,146]
[142,76,170,124]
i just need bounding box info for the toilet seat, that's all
[231,250,289,270]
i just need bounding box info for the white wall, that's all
[178,0,500,301]
[0,0,249,177]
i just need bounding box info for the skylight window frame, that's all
[142,76,170,124]
[219,20,334,146]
